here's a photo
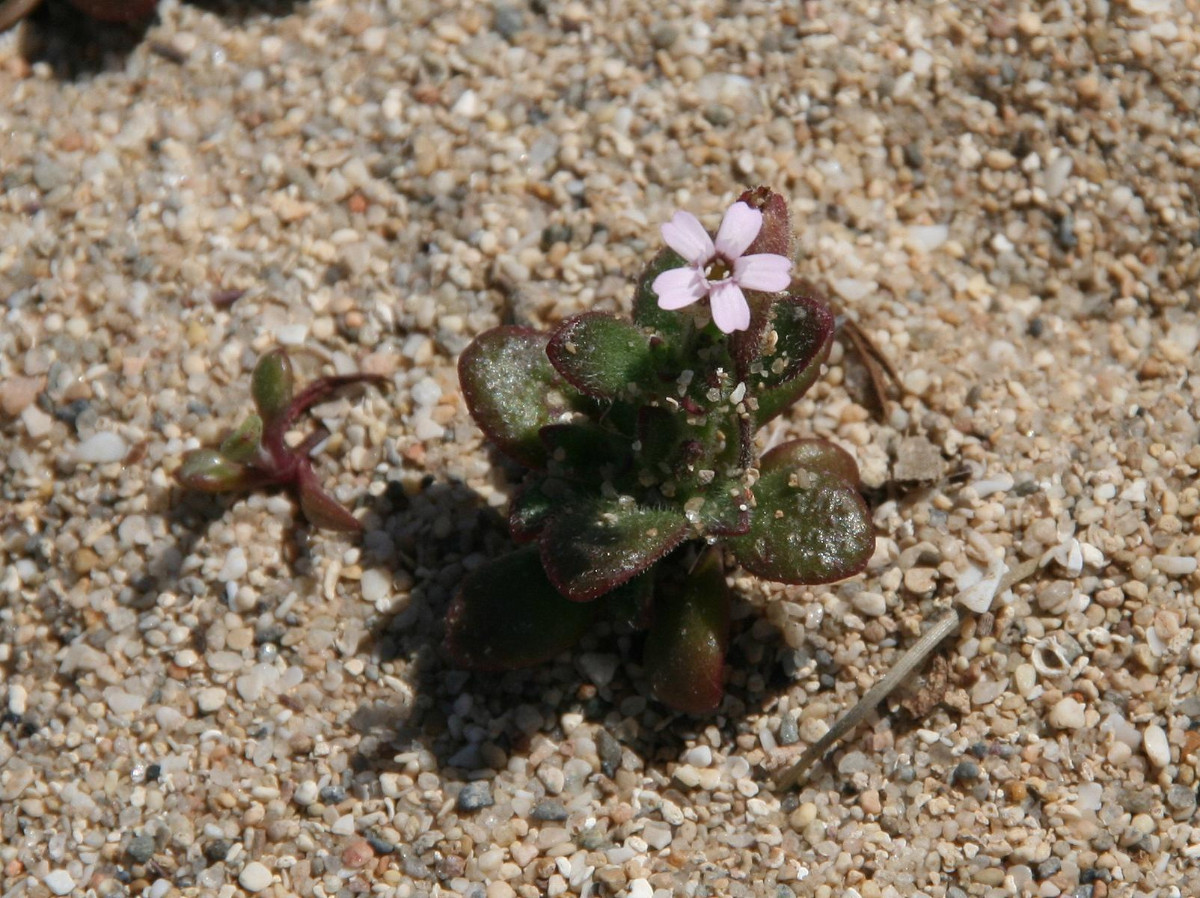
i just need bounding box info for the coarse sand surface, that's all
[2,2,1200,896]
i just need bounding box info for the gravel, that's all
[3,1,1200,896]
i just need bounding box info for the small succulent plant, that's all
[176,348,386,532]
[0,0,157,32]
[448,187,875,713]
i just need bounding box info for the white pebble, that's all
[43,871,75,895]
[207,651,245,673]
[1076,782,1103,812]
[1152,555,1197,576]
[414,416,444,441]
[452,89,481,118]
[411,376,442,407]
[905,224,948,252]
[275,324,309,346]
[1143,724,1171,768]
[956,568,1003,613]
[293,781,319,806]
[360,568,390,603]
[7,684,28,716]
[851,591,887,617]
[219,547,248,581]
[683,745,712,767]
[239,861,273,892]
[148,879,171,898]
[642,822,672,850]
[21,405,53,438]
[361,27,386,53]
[627,878,653,898]
[833,278,875,303]
[75,431,128,464]
[196,686,227,714]
[105,687,147,715]
[1049,696,1086,730]
[1043,155,1073,197]
[331,813,356,835]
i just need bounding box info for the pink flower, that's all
[651,201,792,333]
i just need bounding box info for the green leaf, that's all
[728,439,873,584]
[759,438,863,489]
[219,414,264,463]
[539,493,690,601]
[546,313,657,399]
[540,421,632,477]
[631,247,692,344]
[693,482,752,537]
[509,475,580,542]
[603,569,656,630]
[750,290,836,423]
[175,449,251,493]
[459,327,592,469]
[644,547,730,714]
[252,349,295,424]
[444,546,596,671]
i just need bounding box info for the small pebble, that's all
[1049,697,1087,730]
[531,799,568,821]
[1142,724,1170,767]
[196,687,227,714]
[457,781,494,811]
[74,431,128,464]
[238,861,273,892]
[342,838,375,867]
[127,833,156,863]
[42,871,75,895]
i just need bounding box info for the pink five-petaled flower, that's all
[651,201,792,333]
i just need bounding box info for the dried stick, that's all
[773,556,1040,791]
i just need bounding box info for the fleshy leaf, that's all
[693,483,752,537]
[644,547,730,714]
[750,290,836,423]
[547,313,657,399]
[459,327,592,469]
[509,475,583,542]
[296,462,361,531]
[444,545,596,671]
[729,439,873,584]
[252,349,295,424]
[604,569,656,631]
[540,422,631,477]
[631,248,691,346]
[760,438,863,489]
[176,449,252,493]
[539,494,690,601]
[219,414,264,463]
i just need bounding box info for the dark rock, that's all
[126,834,155,864]
[531,799,568,821]
[456,780,494,812]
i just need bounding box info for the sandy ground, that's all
[2,1,1200,896]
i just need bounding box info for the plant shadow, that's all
[12,0,303,79]
[346,472,833,794]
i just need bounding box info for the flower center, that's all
[703,256,731,283]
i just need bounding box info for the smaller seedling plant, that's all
[176,348,386,532]
[449,187,875,713]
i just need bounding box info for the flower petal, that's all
[653,266,709,310]
[714,201,762,260]
[733,253,792,293]
[661,211,715,264]
[709,280,750,333]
